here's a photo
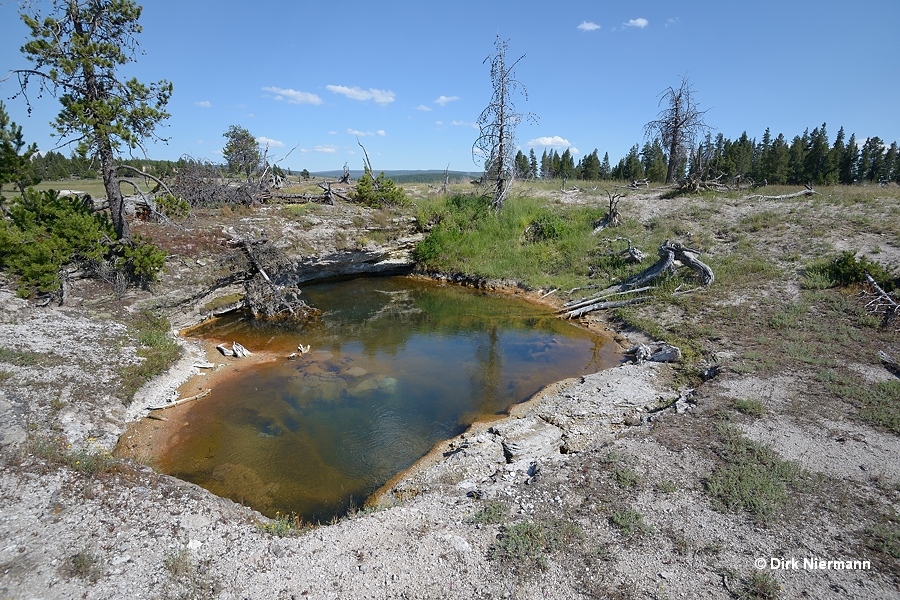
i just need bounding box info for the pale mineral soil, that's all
[1,186,898,600]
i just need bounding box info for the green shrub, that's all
[705,428,800,520]
[0,189,112,295]
[805,250,897,291]
[0,188,167,295]
[154,193,190,219]
[523,209,571,242]
[354,171,406,207]
[115,234,167,285]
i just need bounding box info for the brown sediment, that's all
[114,336,285,464]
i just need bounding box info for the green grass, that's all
[738,570,780,600]
[30,178,155,199]
[0,347,45,366]
[705,426,800,521]
[65,549,101,582]
[256,511,309,537]
[469,500,509,525]
[26,435,118,475]
[732,398,766,418]
[119,311,183,403]
[613,466,642,489]
[489,519,584,570]
[609,508,650,536]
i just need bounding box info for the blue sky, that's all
[2,0,898,173]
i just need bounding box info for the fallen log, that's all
[745,185,818,201]
[147,389,210,411]
[560,240,713,318]
[879,351,900,378]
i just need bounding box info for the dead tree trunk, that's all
[745,185,818,201]
[560,240,713,318]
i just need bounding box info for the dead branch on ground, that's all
[745,185,818,201]
[560,240,713,318]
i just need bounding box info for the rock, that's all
[499,417,563,464]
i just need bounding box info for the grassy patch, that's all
[705,427,800,521]
[738,570,780,599]
[613,466,642,489]
[0,347,45,366]
[863,511,900,560]
[656,480,677,493]
[64,549,101,582]
[26,436,118,475]
[489,519,584,570]
[201,293,244,313]
[609,508,651,537]
[119,311,183,404]
[732,398,767,418]
[256,511,309,537]
[469,500,509,525]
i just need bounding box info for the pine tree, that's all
[827,127,845,185]
[599,152,611,179]
[803,124,830,184]
[15,0,172,242]
[528,148,538,179]
[540,149,550,179]
[840,133,859,184]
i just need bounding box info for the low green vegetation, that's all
[25,435,118,475]
[732,398,767,417]
[0,188,166,297]
[804,250,898,291]
[705,426,800,521]
[65,549,101,582]
[255,511,308,537]
[469,500,509,525]
[609,508,651,537]
[489,518,584,570]
[119,312,183,403]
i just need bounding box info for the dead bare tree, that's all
[644,76,710,184]
[473,36,537,210]
[592,191,624,231]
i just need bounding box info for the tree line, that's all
[515,124,899,186]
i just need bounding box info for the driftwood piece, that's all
[745,185,818,201]
[147,389,210,411]
[626,343,682,364]
[560,240,713,319]
[879,351,900,378]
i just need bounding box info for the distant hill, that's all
[310,169,481,184]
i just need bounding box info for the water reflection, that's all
[159,277,620,522]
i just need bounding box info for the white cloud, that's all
[327,85,396,105]
[315,145,338,153]
[256,136,285,148]
[527,136,572,148]
[452,120,478,129]
[666,17,680,27]
[262,86,323,105]
[195,100,211,108]
[347,128,387,137]
[415,104,432,111]
[624,17,649,28]
[435,121,443,126]
[577,21,600,32]
[435,95,460,106]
